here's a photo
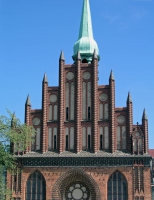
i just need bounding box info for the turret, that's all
[58,51,65,153]
[25,95,31,125]
[126,92,133,153]
[142,108,148,153]
[109,70,115,153]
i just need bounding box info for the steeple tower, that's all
[73,0,99,63]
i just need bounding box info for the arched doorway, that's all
[26,170,46,200]
[108,171,128,200]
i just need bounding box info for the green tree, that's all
[0,111,35,199]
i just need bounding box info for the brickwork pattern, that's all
[91,57,99,152]
[58,58,65,153]
[126,96,133,153]
[75,58,82,153]
[109,76,115,153]
[9,166,151,200]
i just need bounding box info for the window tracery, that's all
[66,182,90,200]
[26,171,46,200]
[108,171,128,200]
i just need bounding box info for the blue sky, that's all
[0,0,154,148]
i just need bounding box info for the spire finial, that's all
[59,51,65,61]
[127,92,132,103]
[142,108,148,120]
[43,73,48,83]
[73,0,99,63]
[25,94,31,106]
[78,0,93,39]
[109,70,115,81]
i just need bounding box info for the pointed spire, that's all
[109,70,115,81]
[43,73,48,83]
[78,0,93,39]
[142,108,148,120]
[59,51,65,61]
[93,49,97,59]
[73,0,99,63]
[127,92,132,103]
[25,94,31,106]
[77,51,81,60]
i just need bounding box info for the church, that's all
[7,0,152,199]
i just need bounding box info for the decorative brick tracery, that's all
[52,168,101,200]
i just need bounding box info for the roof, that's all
[15,150,151,158]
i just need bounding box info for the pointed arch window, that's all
[26,171,46,200]
[108,171,128,200]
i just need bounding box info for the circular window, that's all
[83,72,91,80]
[99,93,108,101]
[50,94,57,103]
[66,72,74,80]
[32,117,40,126]
[66,183,90,200]
[117,115,125,124]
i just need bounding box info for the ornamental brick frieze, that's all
[19,157,151,167]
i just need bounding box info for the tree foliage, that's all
[0,110,35,198]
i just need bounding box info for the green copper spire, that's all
[73,0,100,63]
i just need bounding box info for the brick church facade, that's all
[7,0,152,199]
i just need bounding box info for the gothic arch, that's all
[26,170,46,200]
[107,169,128,183]
[52,168,101,200]
[107,170,128,200]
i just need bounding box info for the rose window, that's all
[66,183,90,200]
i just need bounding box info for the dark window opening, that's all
[66,135,68,150]
[100,135,103,150]
[88,107,91,120]
[108,171,128,200]
[54,135,56,150]
[26,171,46,200]
[88,135,91,150]
[66,107,69,121]
[82,59,88,63]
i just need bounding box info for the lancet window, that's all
[132,131,143,154]
[116,126,126,150]
[99,126,109,150]
[82,72,91,121]
[99,92,109,120]
[82,127,91,150]
[48,127,57,151]
[65,127,74,151]
[26,171,46,200]
[108,171,128,200]
[65,72,75,121]
[31,117,41,151]
[31,128,41,151]
[49,94,58,121]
